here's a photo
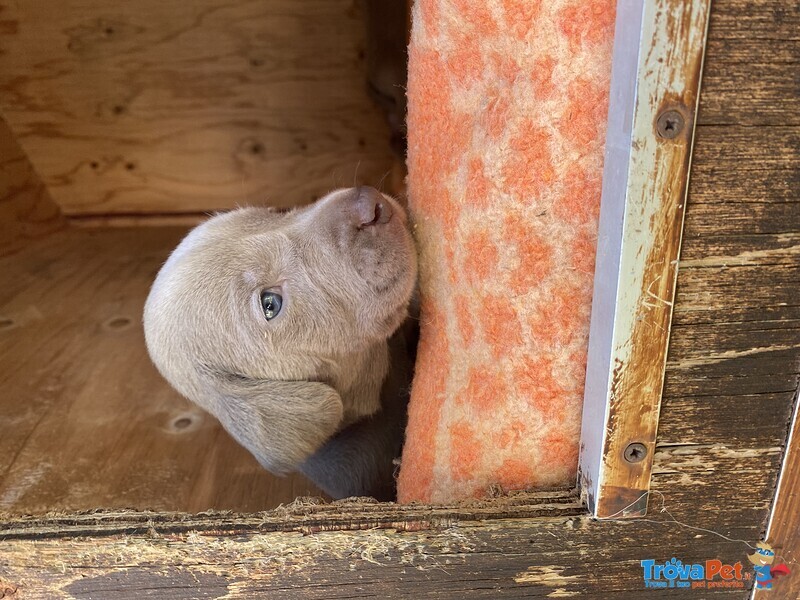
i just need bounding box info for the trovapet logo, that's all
[641,543,791,591]
[640,558,749,590]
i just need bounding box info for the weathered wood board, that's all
[0,0,396,216]
[579,0,711,518]
[0,508,768,599]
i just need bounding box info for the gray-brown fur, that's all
[143,187,417,499]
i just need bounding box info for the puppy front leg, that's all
[299,388,408,501]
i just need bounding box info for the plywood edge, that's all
[0,488,583,540]
[68,212,208,228]
[579,0,712,518]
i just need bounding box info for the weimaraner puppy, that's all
[143,187,418,500]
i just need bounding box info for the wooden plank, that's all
[668,321,800,361]
[696,0,799,126]
[0,227,326,513]
[652,0,800,576]
[0,116,65,257]
[663,364,799,399]
[683,202,800,236]
[69,213,207,228]
[0,0,396,216]
[579,0,712,518]
[672,265,800,326]
[699,61,799,126]
[688,127,799,204]
[657,392,798,447]
[756,388,800,600]
[0,491,584,539]
[651,447,784,523]
[705,0,800,41]
[0,510,768,598]
[679,234,800,267]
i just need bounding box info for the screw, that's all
[656,109,685,139]
[624,442,648,463]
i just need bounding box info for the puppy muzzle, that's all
[352,186,394,228]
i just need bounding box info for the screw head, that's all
[656,109,685,139]
[624,442,648,463]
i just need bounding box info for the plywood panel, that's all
[0,0,395,216]
[0,115,64,256]
[0,227,325,513]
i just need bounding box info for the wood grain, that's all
[0,226,325,513]
[688,127,799,204]
[0,0,396,216]
[579,0,712,518]
[698,0,799,126]
[0,116,65,256]
[663,0,800,592]
[0,508,769,598]
[756,390,800,600]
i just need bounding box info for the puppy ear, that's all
[201,369,344,475]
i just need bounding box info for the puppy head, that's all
[144,187,417,473]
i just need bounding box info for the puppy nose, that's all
[353,186,393,227]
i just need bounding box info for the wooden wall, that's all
[0,0,396,217]
[0,117,64,255]
[664,0,799,596]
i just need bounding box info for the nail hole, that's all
[249,57,264,67]
[90,161,99,169]
[0,318,14,330]
[107,317,131,329]
[125,162,136,171]
[104,27,115,36]
[251,142,264,155]
[358,138,366,148]
[112,105,125,115]
[166,413,201,434]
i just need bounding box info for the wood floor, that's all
[0,226,325,514]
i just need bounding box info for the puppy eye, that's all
[260,290,283,321]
